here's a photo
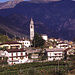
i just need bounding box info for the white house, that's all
[17,39,31,48]
[41,34,48,41]
[46,48,64,61]
[4,49,28,65]
[56,42,71,49]
[48,38,57,42]
[0,50,5,60]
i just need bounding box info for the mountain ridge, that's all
[0,0,24,9]
[0,1,75,40]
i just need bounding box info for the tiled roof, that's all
[6,49,26,53]
[0,42,21,45]
[41,34,47,36]
[60,45,67,47]
[57,42,65,44]
[64,48,72,51]
[46,48,64,52]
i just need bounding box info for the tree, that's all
[32,32,45,47]
[73,38,75,43]
[16,37,20,40]
[0,34,13,43]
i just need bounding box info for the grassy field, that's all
[0,61,70,75]
[0,55,75,75]
[67,69,75,75]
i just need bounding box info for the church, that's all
[30,18,34,41]
[30,18,48,41]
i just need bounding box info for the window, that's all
[50,53,51,56]
[59,53,61,55]
[12,53,13,56]
[11,46,12,49]
[12,57,13,61]
[16,57,18,59]
[55,54,57,55]
[23,43,24,45]
[16,53,18,56]
[21,52,23,56]
[26,53,27,56]
[20,57,23,60]
[31,25,32,28]
[25,53,27,58]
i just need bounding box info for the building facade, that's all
[17,39,31,48]
[4,49,28,65]
[46,48,64,61]
[41,34,48,41]
[0,42,22,49]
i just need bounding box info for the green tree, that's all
[32,32,45,47]
[0,34,13,43]
[16,37,20,40]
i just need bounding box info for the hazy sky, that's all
[0,0,30,3]
[0,0,74,3]
[0,0,9,2]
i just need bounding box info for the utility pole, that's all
[55,66,56,74]
[5,26,7,36]
[34,40,35,48]
[58,58,59,71]
[15,35,16,41]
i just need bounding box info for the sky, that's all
[0,0,30,3]
[0,0,75,3]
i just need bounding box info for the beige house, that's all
[31,54,39,59]
[0,42,22,49]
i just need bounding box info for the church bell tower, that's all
[30,18,34,40]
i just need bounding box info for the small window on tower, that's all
[31,25,32,28]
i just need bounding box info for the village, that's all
[0,18,75,65]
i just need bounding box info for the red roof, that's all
[57,42,65,44]
[60,45,67,47]
[64,48,72,51]
[6,49,26,53]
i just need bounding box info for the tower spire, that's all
[30,17,34,25]
[30,18,34,40]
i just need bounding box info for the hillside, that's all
[0,15,29,38]
[31,0,61,3]
[0,0,75,40]
[0,14,55,38]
